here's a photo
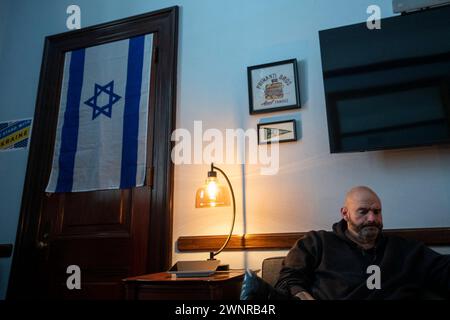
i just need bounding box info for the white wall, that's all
[0,0,449,298]
[0,0,12,60]
[0,0,29,300]
[171,0,450,268]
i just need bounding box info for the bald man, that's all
[274,186,450,300]
[342,186,383,250]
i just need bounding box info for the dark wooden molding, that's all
[178,233,304,252]
[0,244,13,258]
[144,6,178,274]
[383,227,450,246]
[177,227,450,252]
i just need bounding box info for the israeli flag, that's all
[46,34,153,192]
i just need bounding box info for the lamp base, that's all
[217,264,230,271]
[168,260,221,277]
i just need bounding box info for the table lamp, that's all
[195,163,236,267]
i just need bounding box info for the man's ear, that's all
[341,207,349,221]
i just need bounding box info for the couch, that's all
[261,256,284,287]
[242,256,448,300]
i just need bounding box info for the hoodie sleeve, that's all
[274,231,322,297]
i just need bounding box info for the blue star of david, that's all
[84,81,121,120]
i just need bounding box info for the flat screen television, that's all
[319,5,450,153]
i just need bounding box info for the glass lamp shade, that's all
[195,176,231,208]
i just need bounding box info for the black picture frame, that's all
[248,59,301,115]
[257,119,297,144]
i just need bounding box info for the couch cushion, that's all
[262,256,284,287]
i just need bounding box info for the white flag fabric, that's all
[46,34,153,192]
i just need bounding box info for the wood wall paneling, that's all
[177,227,450,252]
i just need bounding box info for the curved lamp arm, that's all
[209,164,236,260]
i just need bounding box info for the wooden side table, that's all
[123,270,245,300]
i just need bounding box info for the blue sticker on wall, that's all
[0,118,33,151]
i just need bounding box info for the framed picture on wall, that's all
[258,119,297,144]
[248,59,300,114]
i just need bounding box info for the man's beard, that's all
[348,219,383,243]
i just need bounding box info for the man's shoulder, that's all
[298,229,338,244]
[310,229,337,237]
[383,233,426,249]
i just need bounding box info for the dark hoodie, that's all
[275,219,450,299]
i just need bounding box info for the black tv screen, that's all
[319,5,450,153]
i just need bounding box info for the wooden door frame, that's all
[7,6,178,299]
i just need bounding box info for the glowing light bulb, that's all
[195,171,230,208]
[207,180,218,200]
